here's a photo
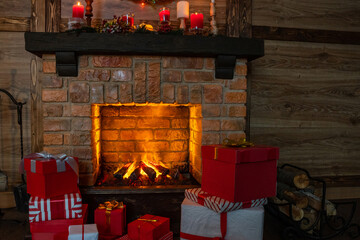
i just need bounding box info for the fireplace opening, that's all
[92,103,202,187]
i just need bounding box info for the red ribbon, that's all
[180,212,227,240]
[82,224,85,240]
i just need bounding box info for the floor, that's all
[0,200,359,240]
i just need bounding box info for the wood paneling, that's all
[30,0,45,153]
[0,32,32,185]
[252,0,360,32]
[0,1,31,18]
[250,40,360,177]
[46,0,61,32]
[253,26,360,45]
[0,17,30,32]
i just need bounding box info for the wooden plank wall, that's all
[250,0,360,178]
[0,1,32,186]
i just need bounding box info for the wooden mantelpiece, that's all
[24,32,264,78]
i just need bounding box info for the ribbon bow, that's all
[222,138,254,148]
[98,200,123,232]
[23,151,79,177]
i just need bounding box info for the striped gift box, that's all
[29,192,82,223]
[117,231,173,240]
[185,188,267,213]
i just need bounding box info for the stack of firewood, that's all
[270,168,336,232]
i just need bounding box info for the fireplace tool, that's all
[266,164,360,239]
[0,88,28,212]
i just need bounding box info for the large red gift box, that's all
[201,145,279,202]
[94,203,126,237]
[24,152,79,198]
[128,214,170,240]
[30,204,88,239]
[29,192,82,222]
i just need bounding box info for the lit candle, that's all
[159,7,170,22]
[122,13,134,27]
[177,1,189,19]
[190,12,203,29]
[72,1,84,18]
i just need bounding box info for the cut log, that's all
[129,166,141,181]
[278,168,310,189]
[140,162,156,181]
[114,163,131,180]
[301,191,337,216]
[150,162,170,176]
[300,209,318,233]
[269,197,304,221]
[277,182,309,208]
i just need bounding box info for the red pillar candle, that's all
[190,12,204,29]
[159,7,170,22]
[122,13,134,26]
[72,1,84,18]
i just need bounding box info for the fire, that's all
[123,162,136,179]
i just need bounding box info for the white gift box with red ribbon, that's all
[185,188,267,213]
[68,224,99,240]
[29,192,83,223]
[180,198,264,240]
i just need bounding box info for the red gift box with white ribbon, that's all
[201,145,279,202]
[128,214,170,240]
[29,192,82,223]
[185,188,267,213]
[24,152,79,198]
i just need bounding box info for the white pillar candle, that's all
[177,1,189,19]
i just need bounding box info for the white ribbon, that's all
[26,151,79,177]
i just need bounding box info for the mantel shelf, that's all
[24,32,264,78]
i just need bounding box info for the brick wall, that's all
[41,54,248,185]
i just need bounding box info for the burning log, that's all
[151,163,170,176]
[140,162,156,181]
[277,182,309,209]
[129,166,141,181]
[278,168,310,189]
[114,163,131,180]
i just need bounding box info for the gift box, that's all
[31,204,88,238]
[185,188,267,213]
[201,145,279,202]
[68,224,99,240]
[128,214,170,240]
[24,152,79,198]
[117,231,173,240]
[180,198,264,240]
[29,192,82,222]
[94,201,126,237]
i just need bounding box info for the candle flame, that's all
[77,1,81,6]
[141,2,145,6]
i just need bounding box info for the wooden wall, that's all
[0,1,32,186]
[249,0,360,178]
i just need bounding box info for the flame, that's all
[123,161,137,179]
[77,1,81,6]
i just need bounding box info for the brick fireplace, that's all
[40,54,248,186]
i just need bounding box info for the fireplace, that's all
[92,103,202,186]
[25,32,264,235]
